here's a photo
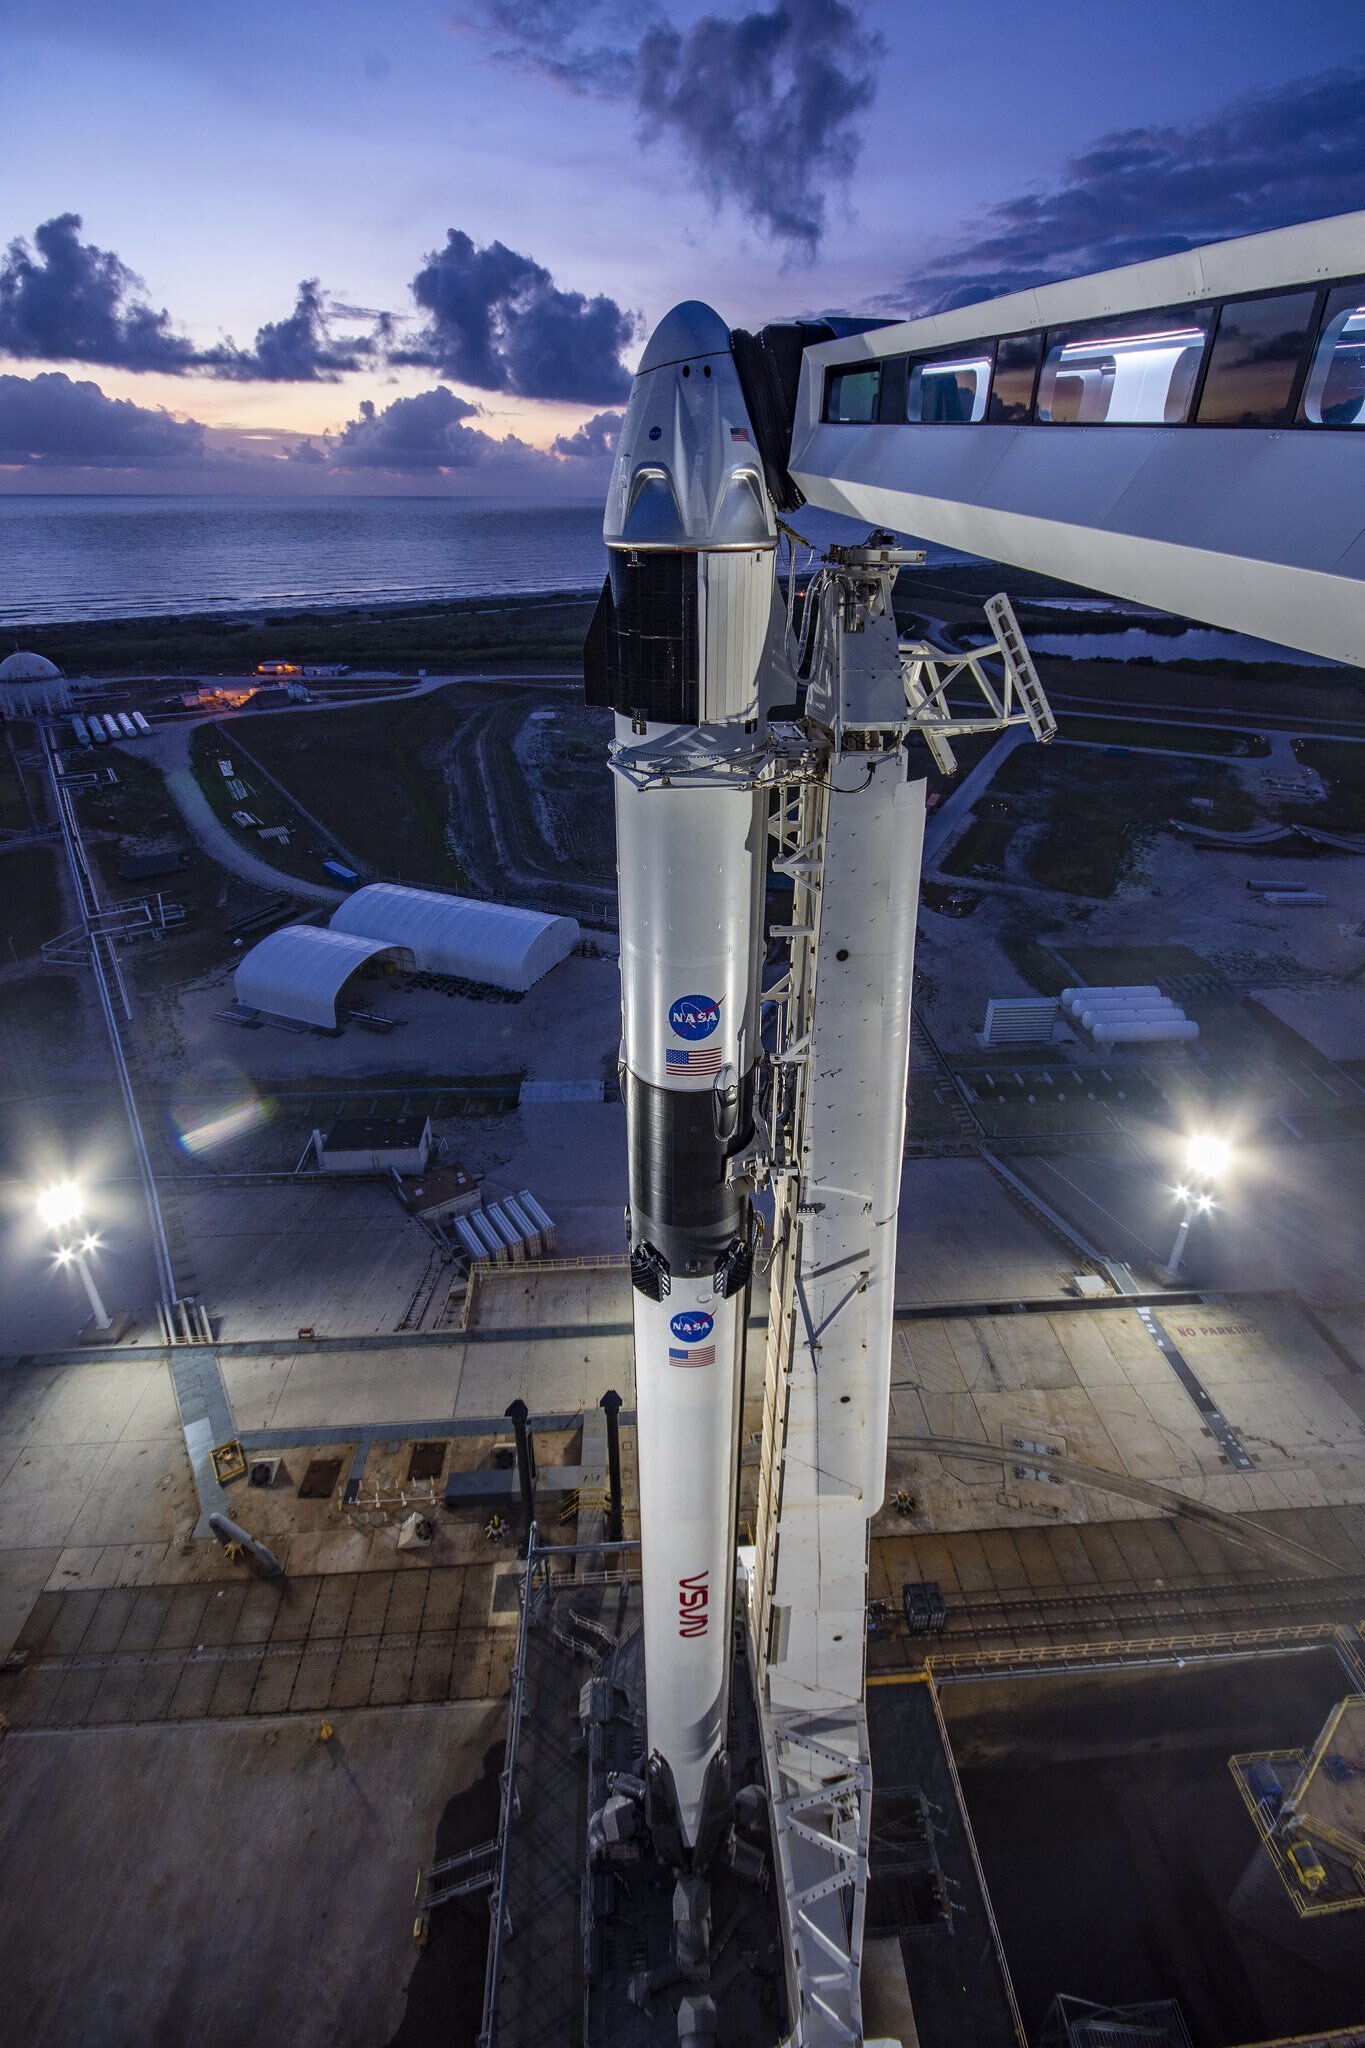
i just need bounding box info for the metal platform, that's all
[480,1535,788,2048]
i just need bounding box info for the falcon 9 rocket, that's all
[585,301,777,1855]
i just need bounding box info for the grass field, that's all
[20,594,597,679]
[1058,715,1270,757]
[998,934,1072,996]
[188,722,369,888]
[233,693,469,886]
[0,974,84,1068]
[219,686,617,917]
[1051,943,1214,986]
[1292,738,1365,832]
[0,726,46,833]
[939,815,1016,878]
[992,745,1258,896]
[0,845,64,959]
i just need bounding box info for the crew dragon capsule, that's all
[585,302,778,1856]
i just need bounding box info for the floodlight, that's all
[1184,1135,1229,1181]
[38,1181,83,1230]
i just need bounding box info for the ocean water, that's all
[1026,628,1338,667]
[0,494,978,626]
[0,496,610,625]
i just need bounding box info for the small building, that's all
[981,997,1062,1047]
[0,650,71,717]
[256,658,300,677]
[314,1115,434,1175]
[330,882,579,992]
[397,1161,481,1223]
[233,923,408,1029]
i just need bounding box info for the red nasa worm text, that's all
[678,1570,709,1637]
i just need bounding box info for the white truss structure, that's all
[747,550,1054,2044]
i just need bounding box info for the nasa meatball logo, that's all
[670,1310,715,1344]
[669,993,721,1041]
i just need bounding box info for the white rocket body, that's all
[587,302,776,1851]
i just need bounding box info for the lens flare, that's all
[171,1065,273,1156]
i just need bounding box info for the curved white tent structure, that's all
[234,925,407,1028]
[330,883,579,992]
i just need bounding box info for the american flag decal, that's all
[669,1345,716,1367]
[729,426,751,441]
[667,1047,723,1074]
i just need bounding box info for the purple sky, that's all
[2,0,1364,492]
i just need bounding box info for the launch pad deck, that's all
[485,1548,787,2048]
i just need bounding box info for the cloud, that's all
[0,213,200,373]
[0,216,386,382]
[0,371,204,464]
[330,387,622,477]
[902,64,1365,314]
[551,409,622,459]
[397,230,637,401]
[206,279,382,382]
[330,385,542,470]
[637,0,881,255]
[454,0,639,95]
[452,0,880,254]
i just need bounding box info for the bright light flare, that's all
[80,1233,99,1254]
[1184,1134,1230,1181]
[172,1066,272,1157]
[176,1100,270,1155]
[38,1181,83,1230]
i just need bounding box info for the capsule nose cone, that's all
[605,298,774,554]
[639,301,732,374]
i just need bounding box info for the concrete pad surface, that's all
[0,1545,60,1655]
[897,1160,1073,1304]
[0,1701,503,2048]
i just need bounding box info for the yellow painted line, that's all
[867,1669,933,1687]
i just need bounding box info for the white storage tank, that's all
[1079,1002,1180,1031]
[1094,1018,1199,1044]
[455,1216,489,1264]
[484,1202,526,1263]
[502,1195,542,1257]
[517,1190,556,1253]
[1062,984,1160,1015]
[468,1211,507,1263]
